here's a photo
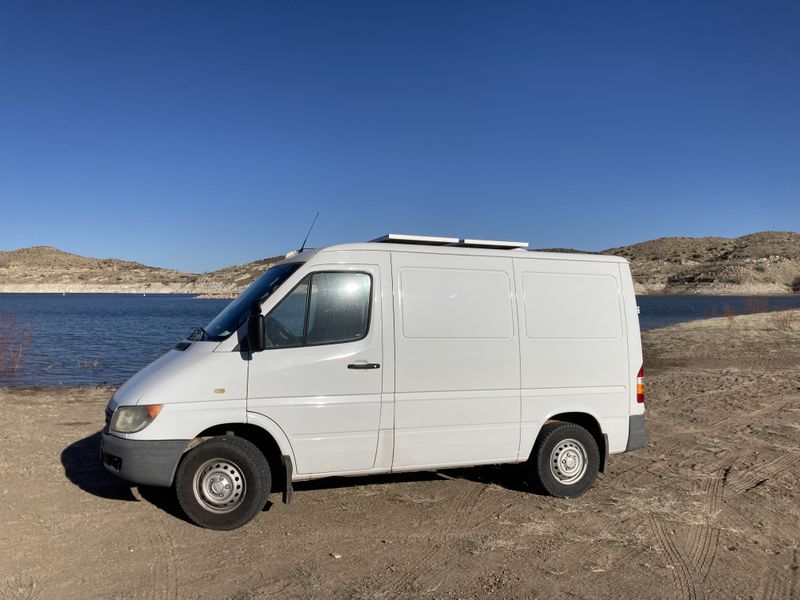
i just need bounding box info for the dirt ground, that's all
[1,311,799,600]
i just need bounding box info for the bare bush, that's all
[722,306,737,329]
[76,358,101,370]
[0,576,40,600]
[0,314,33,376]
[770,310,795,331]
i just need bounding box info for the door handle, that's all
[348,362,381,370]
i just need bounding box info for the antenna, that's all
[298,211,319,253]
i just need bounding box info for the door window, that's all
[265,278,308,348]
[265,271,372,348]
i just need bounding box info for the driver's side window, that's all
[264,277,309,349]
[264,271,372,349]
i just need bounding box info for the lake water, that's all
[1,293,799,388]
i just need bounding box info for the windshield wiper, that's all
[188,326,208,341]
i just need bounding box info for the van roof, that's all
[308,238,628,264]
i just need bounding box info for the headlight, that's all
[110,405,163,433]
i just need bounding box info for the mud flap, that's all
[280,455,294,504]
[625,414,647,451]
[599,433,609,473]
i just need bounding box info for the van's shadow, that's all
[60,432,135,501]
[60,431,190,522]
[62,432,533,520]
[293,462,532,494]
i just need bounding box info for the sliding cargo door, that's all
[391,252,521,470]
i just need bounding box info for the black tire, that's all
[529,422,599,498]
[175,436,271,530]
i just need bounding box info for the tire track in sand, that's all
[759,549,799,600]
[686,468,728,583]
[708,397,792,431]
[379,480,488,596]
[648,515,698,600]
[726,452,800,496]
[150,520,179,600]
[118,513,178,600]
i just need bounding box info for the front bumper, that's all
[100,433,189,487]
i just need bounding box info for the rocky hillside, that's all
[1,231,798,295]
[0,246,283,294]
[603,231,800,294]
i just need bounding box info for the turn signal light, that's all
[636,365,645,404]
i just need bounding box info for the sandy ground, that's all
[1,311,799,600]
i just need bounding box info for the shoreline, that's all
[3,310,797,393]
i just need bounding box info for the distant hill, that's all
[0,246,196,292]
[602,231,800,294]
[0,246,283,294]
[1,232,798,295]
[192,256,285,296]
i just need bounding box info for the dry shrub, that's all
[0,314,33,376]
[76,358,101,370]
[0,577,39,600]
[722,306,737,329]
[770,310,795,331]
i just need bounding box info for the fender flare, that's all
[519,407,607,463]
[244,411,298,471]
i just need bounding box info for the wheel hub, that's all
[550,438,588,485]
[193,459,246,514]
[209,474,231,497]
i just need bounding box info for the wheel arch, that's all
[188,420,292,494]
[530,411,608,473]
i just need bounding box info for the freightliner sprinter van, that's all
[101,234,646,530]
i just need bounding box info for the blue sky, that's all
[1,1,798,272]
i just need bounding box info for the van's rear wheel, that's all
[529,422,599,497]
[175,437,271,530]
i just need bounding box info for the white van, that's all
[101,235,646,530]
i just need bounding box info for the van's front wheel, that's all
[175,437,271,530]
[529,422,599,498]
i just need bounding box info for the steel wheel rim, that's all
[192,458,246,514]
[549,438,588,485]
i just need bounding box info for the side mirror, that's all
[247,305,265,353]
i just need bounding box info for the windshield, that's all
[194,262,303,341]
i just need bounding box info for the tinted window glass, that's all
[306,272,371,345]
[265,277,309,348]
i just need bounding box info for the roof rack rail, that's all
[461,238,528,249]
[370,234,460,245]
[370,234,529,250]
